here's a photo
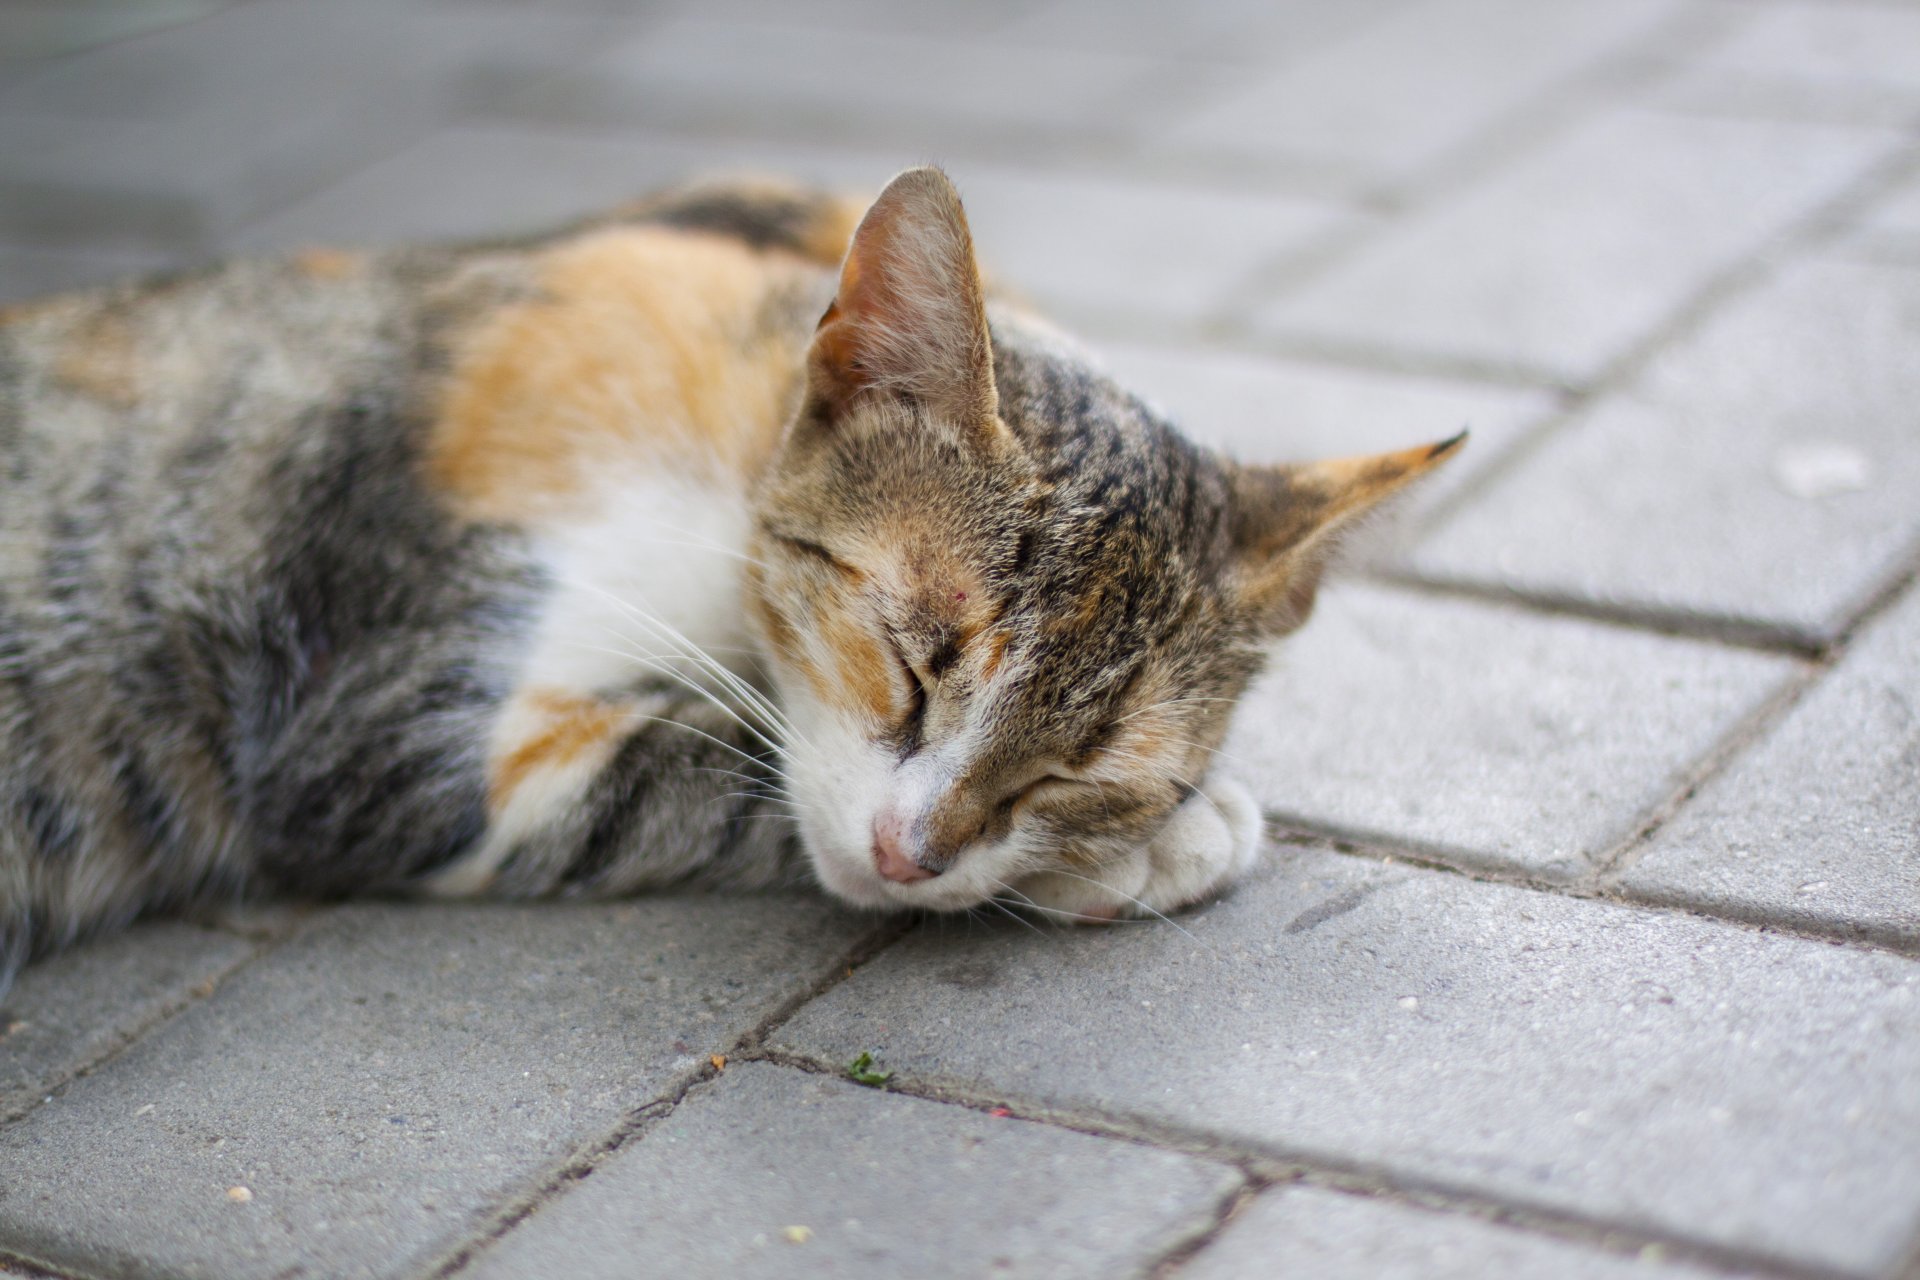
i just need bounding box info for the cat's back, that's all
[0,178,865,965]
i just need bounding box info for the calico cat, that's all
[0,166,1461,988]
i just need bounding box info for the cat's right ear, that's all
[803,166,1001,430]
[1226,433,1467,634]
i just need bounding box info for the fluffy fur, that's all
[0,168,1461,988]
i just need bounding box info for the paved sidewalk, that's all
[3,1,1919,1277]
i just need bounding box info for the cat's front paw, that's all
[1014,777,1264,923]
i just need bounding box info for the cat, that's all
[0,166,1462,990]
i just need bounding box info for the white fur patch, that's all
[427,470,761,898]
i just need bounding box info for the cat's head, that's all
[746,167,1460,913]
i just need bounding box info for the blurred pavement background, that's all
[2,1,1920,1277]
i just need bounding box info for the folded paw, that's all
[1013,776,1264,923]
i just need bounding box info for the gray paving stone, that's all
[1403,255,1920,646]
[1180,1186,1736,1280]
[992,0,1405,62]
[232,124,1353,337]
[1219,583,1799,880]
[1617,581,1920,946]
[0,897,872,1280]
[0,1,609,250]
[0,923,257,1124]
[0,0,236,64]
[467,1061,1239,1279]
[0,243,182,305]
[1088,339,1555,536]
[1153,0,1673,188]
[939,171,1356,334]
[773,846,1920,1275]
[1845,167,1920,263]
[1657,0,1920,127]
[229,126,898,253]
[484,17,1179,151]
[1252,109,1902,384]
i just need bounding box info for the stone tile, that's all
[1618,581,1920,946]
[1844,168,1920,264]
[0,897,873,1280]
[1403,255,1920,646]
[0,243,183,305]
[1088,340,1555,536]
[992,0,1405,62]
[0,0,237,64]
[1153,0,1673,187]
[485,17,1177,152]
[774,847,1920,1275]
[1252,109,1901,384]
[1657,0,1920,127]
[1219,583,1799,880]
[234,124,1352,336]
[0,924,258,1123]
[1181,1186,1736,1280]
[0,1,610,250]
[229,125,898,253]
[467,1062,1238,1278]
[668,0,1041,37]
[945,171,1355,334]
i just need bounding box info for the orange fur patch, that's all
[52,313,143,408]
[291,247,363,280]
[428,226,824,525]
[977,629,1013,682]
[823,615,895,723]
[489,691,633,812]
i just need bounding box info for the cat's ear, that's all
[806,166,999,427]
[1226,432,1467,633]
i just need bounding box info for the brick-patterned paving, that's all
[2,2,1918,1276]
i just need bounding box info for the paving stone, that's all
[1617,582,1920,946]
[0,1,609,250]
[1657,0,1920,127]
[1219,582,1799,880]
[1153,0,1673,188]
[939,171,1355,334]
[0,243,183,305]
[484,17,1179,152]
[687,0,1042,35]
[1180,1186,1736,1280]
[1845,168,1920,263]
[774,846,1920,1275]
[466,1061,1238,1279]
[0,923,257,1124]
[992,0,1404,62]
[1088,339,1555,536]
[229,126,897,253]
[234,124,1351,336]
[1252,109,1902,384]
[0,897,872,1280]
[0,0,236,64]
[1403,255,1920,646]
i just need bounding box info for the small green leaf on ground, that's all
[847,1051,892,1087]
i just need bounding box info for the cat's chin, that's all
[801,834,1004,914]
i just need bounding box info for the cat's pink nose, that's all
[872,813,937,883]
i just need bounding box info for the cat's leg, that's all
[418,683,799,900]
[246,635,799,900]
[1013,776,1264,922]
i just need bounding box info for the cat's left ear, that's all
[1226,432,1467,634]
[806,166,1000,428]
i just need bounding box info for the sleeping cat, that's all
[0,166,1461,987]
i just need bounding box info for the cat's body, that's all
[0,169,1459,987]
